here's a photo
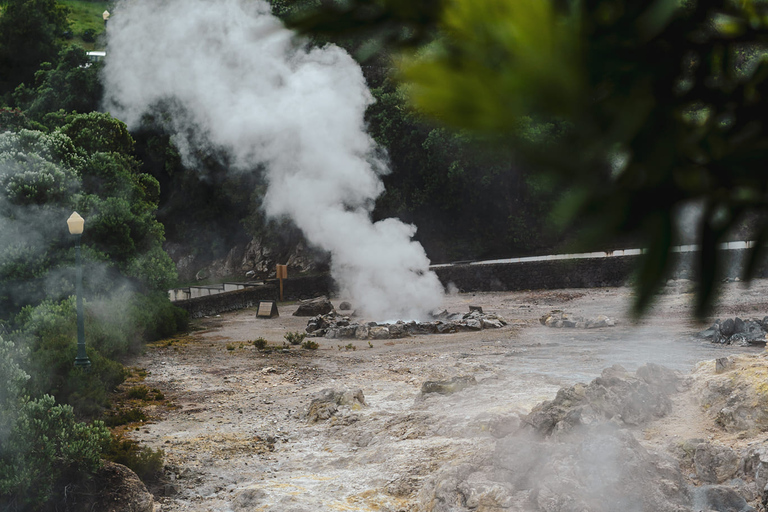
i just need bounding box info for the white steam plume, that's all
[102,0,444,320]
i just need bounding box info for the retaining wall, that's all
[172,247,765,317]
[173,274,335,318]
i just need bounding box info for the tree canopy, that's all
[0,0,69,95]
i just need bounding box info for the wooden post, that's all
[276,264,287,302]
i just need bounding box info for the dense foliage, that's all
[0,336,111,511]
[0,0,69,96]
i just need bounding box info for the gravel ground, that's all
[127,280,768,511]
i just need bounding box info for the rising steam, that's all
[102,0,444,320]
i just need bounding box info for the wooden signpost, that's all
[276,264,287,302]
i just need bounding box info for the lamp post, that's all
[67,212,90,370]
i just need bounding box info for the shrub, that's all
[104,434,164,483]
[284,331,306,345]
[81,29,96,42]
[252,337,268,350]
[301,339,319,350]
[103,407,146,427]
[14,292,187,418]
[0,394,110,510]
[127,385,150,400]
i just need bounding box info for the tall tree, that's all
[0,0,69,95]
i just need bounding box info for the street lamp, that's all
[67,212,90,370]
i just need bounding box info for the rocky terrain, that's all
[122,280,768,511]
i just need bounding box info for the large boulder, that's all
[294,296,334,317]
[84,461,155,512]
[522,363,680,437]
[691,354,768,432]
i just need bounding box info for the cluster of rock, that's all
[696,317,768,345]
[305,388,367,423]
[523,363,680,435]
[305,309,507,340]
[539,310,616,328]
[418,363,766,512]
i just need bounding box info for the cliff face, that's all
[166,237,330,283]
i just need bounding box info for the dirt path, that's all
[127,281,768,511]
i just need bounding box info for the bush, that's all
[252,337,268,350]
[127,385,150,400]
[103,407,147,427]
[284,331,306,345]
[104,435,164,483]
[301,339,319,350]
[0,394,110,510]
[14,292,187,417]
[15,298,128,417]
[81,29,96,42]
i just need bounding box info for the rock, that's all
[522,364,677,437]
[691,355,768,431]
[307,310,504,339]
[463,319,483,330]
[540,310,616,329]
[436,322,457,334]
[293,296,334,317]
[721,318,736,337]
[691,485,756,512]
[387,323,408,338]
[425,425,692,512]
[88,461,155,512]
[715,357,732,374]
[734,317,746,334]
[482,318,504,329]
[421,375,477,395]
[694,442,740,483]
[339,301,352,310]
[369,326,391,339]
[306,388,366,422]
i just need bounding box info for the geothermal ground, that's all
[125,280,768,511]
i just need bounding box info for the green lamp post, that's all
[67,212,90,370]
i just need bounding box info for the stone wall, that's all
[173,274,336,318]
[173,247,766,317]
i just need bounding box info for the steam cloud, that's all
[102,0,444,320]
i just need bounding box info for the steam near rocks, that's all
[102,0,444,320]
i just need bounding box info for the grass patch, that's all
[60,0,109,49]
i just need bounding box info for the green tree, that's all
[12,46,103,122]
[0,117,176,315]
[0,336,111,511]
[0,0,69,95]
